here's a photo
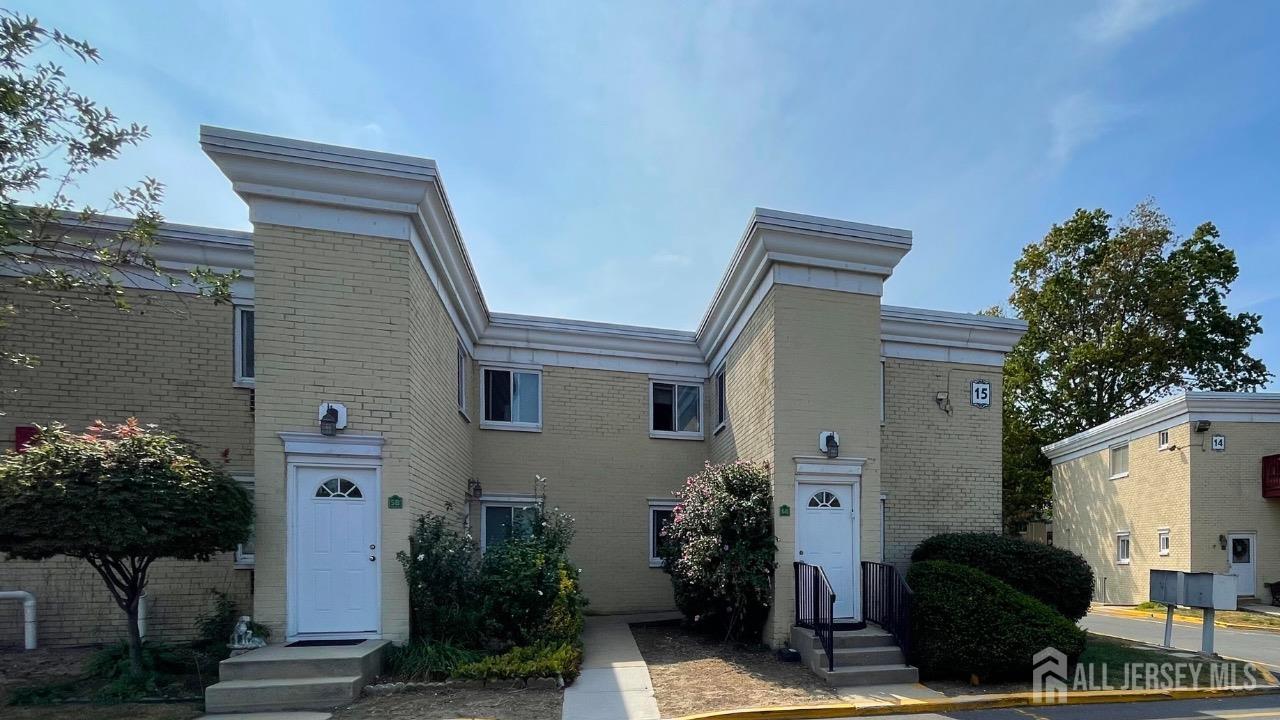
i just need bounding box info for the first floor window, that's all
[648,501,677,567]
[483,503,536,551]
[483,367,541,428]
[1116,532,1131,565]
[1110,443,1130,478]
[234,306,255,385]
[1158,529,1171,556]
[235,476,255,566]
[651,380,701,437]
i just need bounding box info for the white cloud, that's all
[1047,92,1133,167]
[1081,0,1198,46]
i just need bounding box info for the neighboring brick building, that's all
[0,127,1025,649]
[1047,392,1280,605]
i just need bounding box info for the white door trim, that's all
[284,434,384,641]
[794,461,862,622]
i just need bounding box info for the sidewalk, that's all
[1243,603,1280,618]
[562,613,679,720]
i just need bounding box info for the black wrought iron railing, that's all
[794,561,836,671]
[862,561,913,661]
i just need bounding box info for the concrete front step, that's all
[219,641,388,681]
[815,663,920,686]
[201,713,333,720]
[825,645,905,668]
[792,625,897,651]
[205,676,363,714]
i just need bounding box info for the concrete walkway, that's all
[1242,603,1280,618]
[562,613,677,720]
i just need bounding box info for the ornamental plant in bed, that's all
[395,477,587,683]
[660,460,777,642]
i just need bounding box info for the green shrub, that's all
[908,560,1086,682]
[475,490,583,646]
[453,642,583,682]
[911,533,1094,620]
[398,514,485,644]
[660,461,776,642]
[386,640,484,682]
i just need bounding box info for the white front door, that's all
[294,465,380,635]
[796,482,860,619]
[1227,532,1257,597]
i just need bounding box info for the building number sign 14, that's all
[970,379,992,409]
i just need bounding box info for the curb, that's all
[1094,608,1280,633]
[671,685,1280,720]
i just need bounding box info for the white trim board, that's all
[1042,391,1280,465]
[199,126,1025,374]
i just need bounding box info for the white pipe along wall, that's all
[0,590,37,649]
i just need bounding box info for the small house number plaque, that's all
[1211,435,1226,452]
[387,494,403,509]
[779,504,790,517]
[970,379,992,408]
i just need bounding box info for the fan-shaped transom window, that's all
[316,478,363,499]
[808,491,840,508]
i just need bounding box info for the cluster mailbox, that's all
[1148,569,1237,654]
[1182,572,1237,611]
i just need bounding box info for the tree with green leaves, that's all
[0,12,232,371]
[998,200,1269,528]
[0,420,252,677]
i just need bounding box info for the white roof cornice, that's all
[1042,391,1280,464]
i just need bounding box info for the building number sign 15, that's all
[970,379,992,409]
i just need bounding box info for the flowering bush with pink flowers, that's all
[660,460,776,641]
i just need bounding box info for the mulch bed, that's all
[630,622,837,717]
[333,685,563,720]
[0,647,200,720]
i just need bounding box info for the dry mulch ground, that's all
[333,686,563,720]
[0,647,200,720]
[631,622,837,717]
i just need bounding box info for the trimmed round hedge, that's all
[911,533,1094,621]
[908,560,1086,682]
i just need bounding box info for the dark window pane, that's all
[485,506,512,548]
[652,509,674,558]
[241,310,255,378]
[677,385,700,432]
[716,371,726,424]
[652,383,674,432]
[485,369,511,422]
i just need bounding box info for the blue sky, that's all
[15,1,1280,386]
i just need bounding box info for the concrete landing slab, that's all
[833,682,947,707]
[201,713,332,720]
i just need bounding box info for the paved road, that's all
[889,694,1280,719]
[1081,612,1280,671]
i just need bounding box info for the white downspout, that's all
[0,590,37,649]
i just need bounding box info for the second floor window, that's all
[234,306,254,385]
[651,380,702,438]
[483,367,541,429]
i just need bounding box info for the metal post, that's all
[1163,605,1174,647]
[1201,608,1216,654]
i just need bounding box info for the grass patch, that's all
[1076,635,1263,689]
[1132,602,1280,631]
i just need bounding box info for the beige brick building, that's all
[0,127,1025,649]
[1048,392,1280,606]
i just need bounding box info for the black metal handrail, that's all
[794,561,836,671]
[862,561,913,661]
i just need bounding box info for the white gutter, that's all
[0,590,36,649]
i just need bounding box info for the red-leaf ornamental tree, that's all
[0,420,252,676]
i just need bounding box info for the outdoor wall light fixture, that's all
[467,477,483,498]
[317,402,348,436]
[935,391,952,415]
[1194,420,1213,433]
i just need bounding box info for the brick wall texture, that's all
[4,235,1011,648]
[0,282,253,648]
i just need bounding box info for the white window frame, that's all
[648,499,678,567]
[457,340,469,421]
[1116,531,1131,565]
[1158,430,1170,450]
[233,474,255,567]
[480,364,543,432]
[649,376,703,440]
[1109,442,1130,480]
[880,358,886,425]
[714,366,727,434]
[233,305,255,388]
[1158,528,1171,556]
[479,495,537,553]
